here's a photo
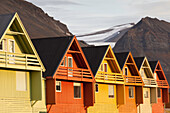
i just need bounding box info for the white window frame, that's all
[56,81,61,92]
[124,67,128,75]
[68,57,73,77]
[108,85,114,98]
[8,39,15,53]
[74,82,81,99]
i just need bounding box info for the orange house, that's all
[32,36,95,113]
[149,61,169,113]
[115,52,144,113]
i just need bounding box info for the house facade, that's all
[115,52,144,113]
[149,61,169,113]
[32,36,95,113]
[82,45,125,113]
[0,13,46,113]
[134,57,157,113]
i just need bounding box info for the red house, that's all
[32,36,95,113]
[149,61,169,113]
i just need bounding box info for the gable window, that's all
[129,86,134,98]
[144,90,149,98]
[56,81,61,92]
[0,40,3,51]
[108,85,114,98]
[158,88,161,98]
[68,57,73,77]
[16,71,27,91]
[0,39,7,51]
[104,63,107,72]
[95,83,99,93]
[9,40,15,53]
[74,82,81,98]
[61,56,67,66]
[141,69,144,78]
[124,67,128,75]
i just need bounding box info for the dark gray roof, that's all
[148,61,158,73]
[32,36,74,77]
[134,57,145,70]
[82,45,108,76]
[114,52,129,70]
[0,13,15,39]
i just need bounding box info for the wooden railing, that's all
[56,66,92,80]
[0,51,41,70]
[124,75,143,85]
[157,80,169,87]
[96,71,124,82]
[143,78,157,86]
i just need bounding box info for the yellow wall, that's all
[137,88,152,113]
[87,83,118,113]
[0,69,46,113]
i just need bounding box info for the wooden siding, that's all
[87,83,118,113]
[47,81,86,113]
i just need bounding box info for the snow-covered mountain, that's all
[77,23,134,47]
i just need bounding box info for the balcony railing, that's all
[96,71,124,83]
[157,80,169,87]
[56,66,93,81]
[143,78,157,86]
[0,51,41,70]
[124,75,143,85]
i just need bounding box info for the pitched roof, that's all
[82,45,109,76]
[32,36,74,77]
[134,57,145,70]
[0,13,15,39]
[149,61,158,73]
[114,52,129,70]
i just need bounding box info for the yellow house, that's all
[134,57,157,113]
[0,13,46,113]
[82,45,125,113]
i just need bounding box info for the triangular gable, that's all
[154,61,167,80]
[134,57,153,78]
[0,12,45,71]
[54,36,94,80]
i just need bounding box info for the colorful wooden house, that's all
[115,52,144,113]
[32,36,95,113]
[0,13,46,113]
[82,45,125,113]
[134,57,157,113]
[149,61,169,113]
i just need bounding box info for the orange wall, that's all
[47,81,86,113]
[152,88,164,113]
[119,86,137,113]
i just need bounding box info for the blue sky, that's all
[27,0,170,35]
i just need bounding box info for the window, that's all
[144,91,149,98]
[129,86,134,98]
[9,40,15,53]
[154,73,157,80]
[108,85,114,98]
[0,40,3,51]
[68,57,73,77]
[124,67,128,75]
[158,88,161,98]
[56,81,61,92]
[104,63,107,72]
[141,69,144,78]
[16,71,27,91]
[99,64,103,71]
[95,83,99,93]
[0,39,7,51]
[61,56,67,66]
[74,82,81,98]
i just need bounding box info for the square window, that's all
[56,81,61,92]
[74,82,81,98]
[129,86,134,98]
[108,85,114,98]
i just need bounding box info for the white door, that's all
[9,40,15,64]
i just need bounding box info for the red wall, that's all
[47,81,86,113]
[152,88,164,113]
[119,86,137,113]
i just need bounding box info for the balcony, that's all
[143,78,157,86]
[124,76,143,85]
[56,66,93,82]
[0,51,41,71]
[157,80,169,88]
[96,71,124,84]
